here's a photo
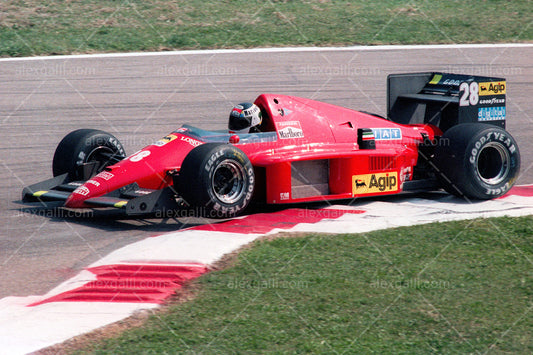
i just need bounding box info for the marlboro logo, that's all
[277,121,304,139]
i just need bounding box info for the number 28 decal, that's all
[459,82,479,107]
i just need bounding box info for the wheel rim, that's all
[85,146,119,170]
[211,159,247,204]
[476,142,511,185]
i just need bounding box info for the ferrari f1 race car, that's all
[22,72,520,218]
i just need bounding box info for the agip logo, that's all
[479,81,506,96]
[352,172,399,195]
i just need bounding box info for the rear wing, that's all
[387,72,506,132]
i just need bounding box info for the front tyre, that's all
[178,143,255,218]
[53,129,126,180]
[434,123,520,199]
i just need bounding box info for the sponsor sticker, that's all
[479,81,506,96]
[180,136,203,147]
[231,106,243,116]
[429,74,442,85]
[277,121,304,139]
[442,79,461,86]
[478,106,506,121]
[243,105,260,117]
[73,186,90,196]
[371,128,402,140]
[278,108,293,116]
[95,171,114,181]
[478,97,505,105]
[362,130,375,141]
[352,172,399,195]
[114,201,128,208]
[154,134,178,147]
[86,179,100,187]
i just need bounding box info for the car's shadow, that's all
[14,190,452,233]
[14,201,296,233]
[16,203,197,233]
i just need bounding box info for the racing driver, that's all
[228,102,262,133]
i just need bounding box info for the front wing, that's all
[22,174,179,215]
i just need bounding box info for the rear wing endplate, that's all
[387,72,506,132]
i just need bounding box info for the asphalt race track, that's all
[1,44,532,299]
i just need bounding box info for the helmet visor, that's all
[228,115,252,131]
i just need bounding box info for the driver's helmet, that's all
[228,102,262,132]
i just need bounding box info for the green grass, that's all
[6,1,532,352]
[85,216,533,353]
[1,0,532,57]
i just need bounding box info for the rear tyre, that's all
[52,129,126,180]
[434,123,520,199]
[178,143,255,218]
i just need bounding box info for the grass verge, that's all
[1,0,532,57]
[80,215,533,354]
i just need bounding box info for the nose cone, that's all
[65,187,90,208]
[65,178,108,208]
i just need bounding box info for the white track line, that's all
[0,43,532,62]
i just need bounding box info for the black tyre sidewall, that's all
[435,124,520,199]
[52,129,126,179]
[179,143,255,218]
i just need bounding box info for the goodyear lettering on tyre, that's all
[205,149,225,172]
[485,181,511,196]
[484,173,518,196]
[352,172,398,195]
[469,131,517,164]
[468,130,519,196]
[109,137,126,156]
[233,150,246,164]
[246,167,255,196]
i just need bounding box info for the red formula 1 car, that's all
[23,72,520,218]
